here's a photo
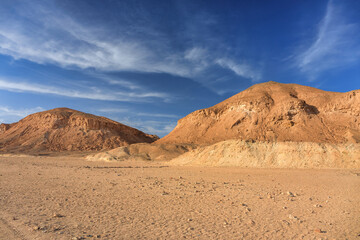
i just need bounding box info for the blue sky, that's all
[0,0,359,137]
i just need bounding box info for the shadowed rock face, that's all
[157,81,360,145]
[0,108,159,153]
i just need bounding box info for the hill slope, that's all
[157,81,360,145]
[0,108,158,153]
[169,140,360,168]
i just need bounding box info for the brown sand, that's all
[1,156,359,240]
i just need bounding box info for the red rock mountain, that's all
[157,81,360,145]
[0,108,158,153]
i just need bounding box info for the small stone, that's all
[314,229,322,233]
[33,226,40,231]
[287,191,294,197]
[187,218,192,222]
[247,220,255,225]
[314,204,322,208]
[53,213,64,218]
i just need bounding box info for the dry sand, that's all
[1,155,359,240]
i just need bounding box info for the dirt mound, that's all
[86,143,196,162]
[0,108,159,153]
[157,81,360,145]
[169,140,360,169]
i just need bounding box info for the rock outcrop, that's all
[169,140,360,168]
[157,81,360,145]
[0,108,159,153]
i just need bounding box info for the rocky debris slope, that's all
[169,140,360,168]
[157,81,360,145]
[0,108,158,153]
[86,143,196,162]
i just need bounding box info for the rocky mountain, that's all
[157,81,360,145]
[0,108,158,153]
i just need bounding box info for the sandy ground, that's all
[0,156,359,240]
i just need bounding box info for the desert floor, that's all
[0,156,359,240]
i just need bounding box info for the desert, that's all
[0,82,360,239]
[1,1,360,239]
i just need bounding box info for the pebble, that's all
[247,220,255,225]
[53,213,64,218]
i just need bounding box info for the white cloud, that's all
[296,0,360,79]
[216,58,261,82]
[0,2,191,77]
[0,1,262,96]
[0,106,44,123]
[0,78,170,102]
[113,117,177,137]
[136,113,179,118]
[97,108,179,118]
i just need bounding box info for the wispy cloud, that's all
[215,58,261,82]
[97,108,179,118]
[114,117,177,137]
[0,1,191,77]
[0,78,170,102]
[184,47,262,83]
[0,1,261,90]
[296,0,360,79]
[0,106,44,123]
